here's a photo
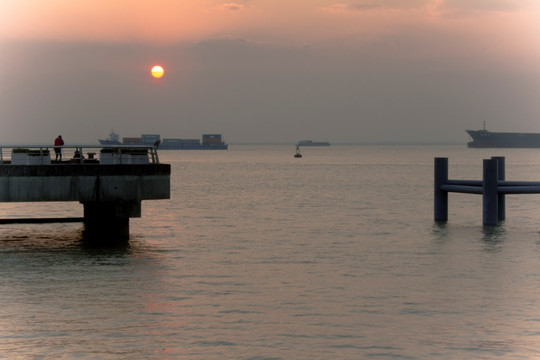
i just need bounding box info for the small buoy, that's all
[294,145,302,158]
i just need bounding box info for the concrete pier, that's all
[0,145,170,240]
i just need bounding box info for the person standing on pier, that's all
[54,135,64,161]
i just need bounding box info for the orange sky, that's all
[1,1,539,54]
[1,1,539,69]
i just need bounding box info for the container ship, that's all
[99,133,228,150]
[296,140,331,146]
[466,128,540,148]
[98,131,122,145]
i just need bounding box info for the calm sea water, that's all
[1,145,540,359]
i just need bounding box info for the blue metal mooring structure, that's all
[435,156,540,226]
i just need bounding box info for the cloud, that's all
[221,2,244,11]
[437,0,524,16]
[350,3,382,11]
[322,3,382,13]
[320,1,436,15]
[322,0,528,17]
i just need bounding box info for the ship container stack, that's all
[141,134,161,145]
[202,134,228,149]
[105,133,227,150]
[122,137,143,145]
[161,138,201,150]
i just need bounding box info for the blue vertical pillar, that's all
[434,157,448,222]
[483,158,498,226]
[491,156,505,221]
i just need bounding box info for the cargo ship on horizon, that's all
[466,125,540,148]
[296,140,331,146]
[99,133,228,150]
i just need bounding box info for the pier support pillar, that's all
[434,157,448,222]
[82,201,141,240]
[491,156,505,221]
[483,159,498,226]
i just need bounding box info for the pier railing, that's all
[435,156,540,226]
[0,144,160,165]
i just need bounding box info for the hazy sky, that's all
[1,0,539,144]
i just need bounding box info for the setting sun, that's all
[151,65,164,78]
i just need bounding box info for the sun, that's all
[151,65,164,79]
